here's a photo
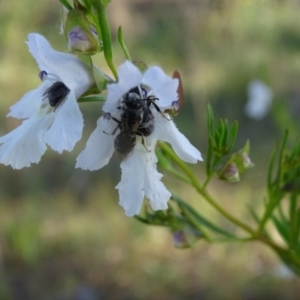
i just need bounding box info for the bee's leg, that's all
[138,117,154,129]
[111,117,121,124]
[148,97,171,120]
[136,132,151,152]
[103,116,122,135]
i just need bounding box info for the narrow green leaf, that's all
[214,131,221,152]
[295,209,300,251]
[205,136,213,175]
[259,189,284,234]
[248,205,261,224]
[290,194,298,249]
[278,204,288,223]
[81,0,92,10]
[272,215,290,246]
[210,237,255,243]
[227,121,238,153]
[217,119,224,149]
[172,196,236,238]
[59,0,73,10]
[275,130,289,187]
[94,1,118,79]
[134,215,150,224]
[217,119,224,133]
[78,96,106,103]
[118,26,132,61]
[267,141,278,189]
[206,102,215,136]
[222,119,229,149]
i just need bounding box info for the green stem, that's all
[118,26,132,61]
[160,143,300,274]
[201,189,255,235]
[164,167,192,185]
[159,142,255,235]
[77,96,106,103]
[95,1,118,80]
[202,173,213,190]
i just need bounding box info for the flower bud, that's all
[68,26,99,54]
[172,226,202,248]
[242,152,254,169]
[172,230,187,248]
[219,162,240,183]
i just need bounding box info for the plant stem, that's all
[94,1,118,80]
[160,143,300,273]
[160,142,255,235]
[202,173,213,190]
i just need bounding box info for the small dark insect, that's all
[106,86,170,158]
[43,81,70,110]
[106,112,143,158]
[104,87,146,158]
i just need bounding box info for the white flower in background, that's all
[76,60,202,217]
[0,33,93,169]
[273,263,295,280]
[244,80,273,120]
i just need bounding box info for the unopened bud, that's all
[219,162,240,183]
[172,230,186,248]
[242,152,254,169]
[172,226,202,248]
[68,26,98,54]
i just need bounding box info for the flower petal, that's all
[76,116,116,171]
[244,80,273,120]
[154,113,203,163]
[104,61,142,112]
[142,66,178,109]
[0,114,52,169]
[44,92,83,153]
[27,33,93,97]
[7,81,51,119]
[116,143,171,217]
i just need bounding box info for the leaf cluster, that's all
[206,102,253,183]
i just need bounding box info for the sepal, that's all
[64,8,100,54]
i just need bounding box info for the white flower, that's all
[244,80,273,120]
[76,60,202,217]
[0,33,93,169]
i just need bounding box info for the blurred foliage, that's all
[0,0,300,299]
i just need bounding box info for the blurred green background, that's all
[0,0,300,299]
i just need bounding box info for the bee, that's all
[106,86,169,158]
[104,88,144,158]
[40,71,70,111]
[115,104,144,156]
